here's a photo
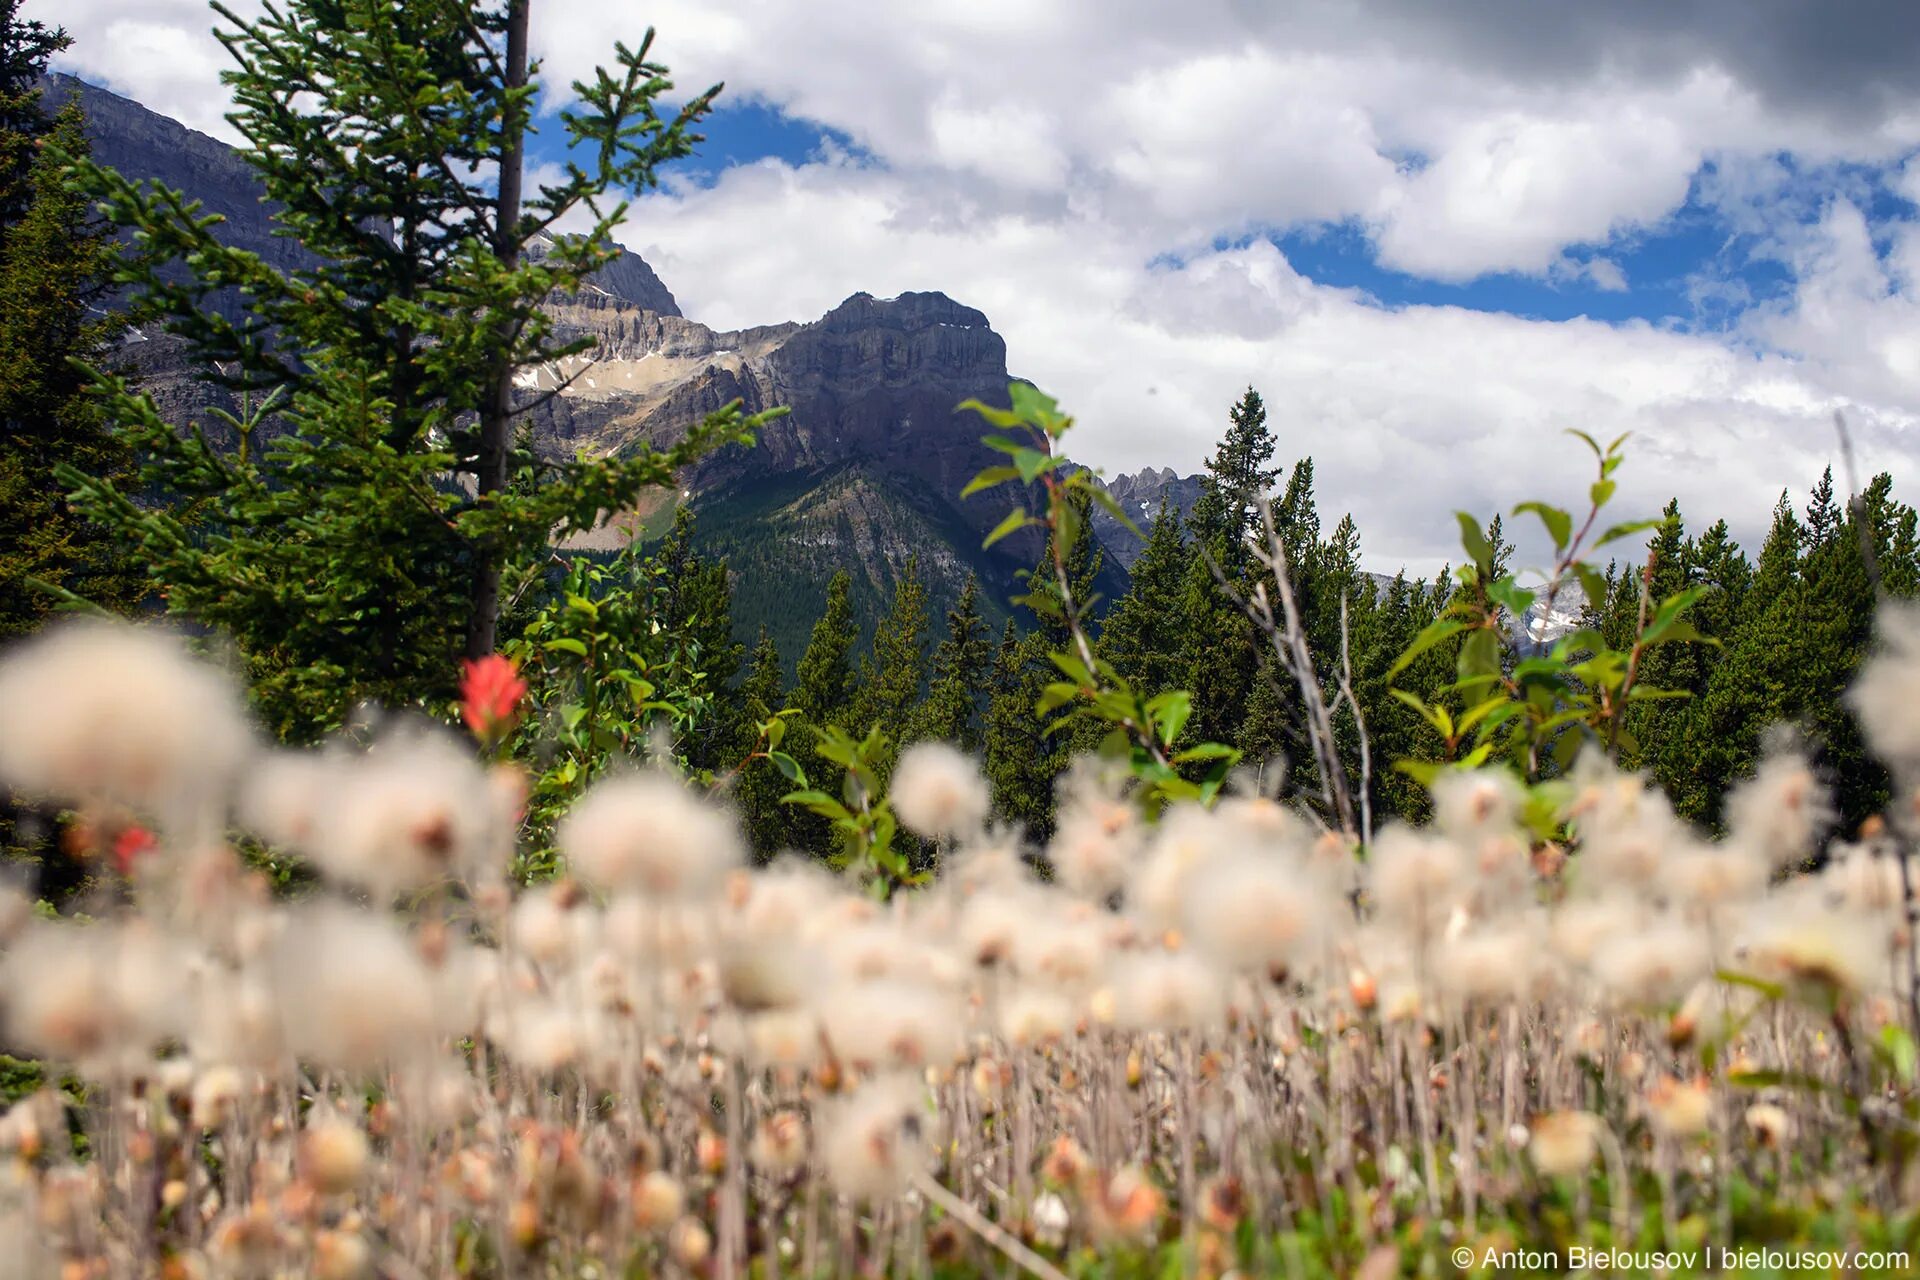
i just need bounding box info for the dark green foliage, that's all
[850,556,930,754]
[984,620,1059,836]
[0,28,141,638]
[911,575,993,751]
[59,0,774,740]
[793,571,859,726]
[0,2,65,226]
[652,507,744,772]
[729,629,797,859]
[1098,499,1188,697]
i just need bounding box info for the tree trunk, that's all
[466,0,531,660]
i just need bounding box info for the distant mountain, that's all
[1088,466,1206,569]
[51,73,1126,661]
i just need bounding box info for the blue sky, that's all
[39,0,1920,571]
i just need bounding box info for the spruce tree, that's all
[983,619,1058,836]
[1098,499,1189,696]
[0,95,142,637]
[912,575,993,751]
[730,629,794,858]
[1672,491,1806,824]
[0,2,65,226]
[849,557,929,768]
[61,0,773,739]
[654,507,743,770]
[793,570,858,726]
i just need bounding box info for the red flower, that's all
[112,825,157,876]
[461,654,528,743]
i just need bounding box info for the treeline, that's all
[633,388,1918,858]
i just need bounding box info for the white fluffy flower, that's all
[821,1075,932,1201]
[559,771,744,898]
[890,742,990,842]
[1850,605,1920,771]
[1182,850,1330,979]
[0,621,252,825]
[296,728,501,897]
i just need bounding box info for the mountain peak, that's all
[817,290,992,334]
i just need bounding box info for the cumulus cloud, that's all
[30,0,1920,565]
[624,155,1918,574]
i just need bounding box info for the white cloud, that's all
[32,0,1920,566]
[624,156,1920,574]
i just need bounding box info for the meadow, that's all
[0,602,1917,1278]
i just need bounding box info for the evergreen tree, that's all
[63,0,770,739]
[0,3,66,227]
[1178,408,1285,750]
[983,619,1057,836]
[1098,500,1188,696]
[1672,488,1809,824]
[849,556,929,766]
[730,629,794,859]
[1188,386,1283,561]
[912,575,993,751]
[0,94,142,637]
[793,570,858,725]
[654,507,743,770]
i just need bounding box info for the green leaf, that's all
[1457,627,1502,684]
[769,751,806,785]
[545,637,589,657]
[983,508,1036,548]
[1012,446,1054,484]
[1146,690,1192,747]
[1514,500,1572,551]
[1639,585,1709,646]
[1387,617,1468,680]
[1565,428,1604,458]
[1456,512,1494,575]
[1594,518,1661,547]
[1171,742,1238,764]
[781,789,851,821]
[959,466,1019,498]
[1007,381,1061,426]
[1880,1024,1918,1082]
[1589,478,1617,510]
[1571,564,1608,617]
[1455,696,1510,737]
[1484,576,1536,619]
[957,398,1021,429]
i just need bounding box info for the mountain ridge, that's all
[50,72,1137,658]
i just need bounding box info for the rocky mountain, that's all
[53,73,1125,661]
[1089,466,1207,569]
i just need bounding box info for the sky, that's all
[34,0,1920,575]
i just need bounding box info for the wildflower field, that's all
[1,604,1919,1280]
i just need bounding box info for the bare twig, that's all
[914,1174,1071,1280]
[1202,496,1358,838]
[1331,591,1375,846]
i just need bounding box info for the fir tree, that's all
[654,507,743,770]
[62,0,771,739]
[0,2,65,227]
[0,95,142,637]
[849,557,929,766]
[730,628,794,859]
[983,619,1058,836]
[1098,499,1189,696]
[912,575,993,751]
[793,570,858,725]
